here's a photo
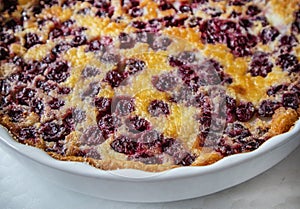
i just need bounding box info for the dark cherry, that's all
[126,59,146,75]
[24,61,48,75]
[0,46,9,60]
[168,56,184,67]
[94,97,112,116]
[260,26,279,44]
[12,56,26,67]
[88,40,106,52]
[236,102,256,122]
[80,126,105,146]
[49,28,63,39]
[40,121,67,142]
[48,98,65,109]
[136,31,154,43]
[255,16,269,27]
[188,17,202,28]
[228,0,251,6]
[43,53,57,64]
[31,99,44,115]
[15,87,36,106]
[246,5,261,16]
[58,87,71,95]
[267,84,287,96]
[7,106,24,122]
[36,79,57,92]
[239,18,253,28]
[0,79,11,96]
[129,7,143,17]
[248,52,273,77]
[177,153,195,166]
[258,100,281,117]
[81,82,100,98]
[152,73,177,92]
[46,61,69,83]
[18,127,37,141]
[279,35,298,53]
[242,138,264,151]
[97,114,120,137]
[228,34,256,57]
[226,123,251,140]
[71,35,87,47]
[52,43,71,54]
[110,136,138,155]
[158,0,174,11]
[147,18,163,31]
[113,97,135,116]
[131,21,146,29]
[119,33,135,49]
[83,148,102,159]
[200,19,236,44]
[104,70,127,88]
[141,130,161,143]
[148,100,170,117]
[179,51,196,63]
[170,86,193,104]
[277,54,300,73]
[291,83,300,96]
[216,137,242,156]
[81,67,100,78]
[2,0,18,12]
[62,109,86,128]
[125,116,150,133]
[24,33,41,49]
[191,0,208,3]
[0,32,16,44]
[101,53,120,64]
[163,16,187,27]
[282,93,299,109]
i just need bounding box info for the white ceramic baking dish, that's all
[0,121,300,203]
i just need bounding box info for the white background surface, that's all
[0,145,300,209]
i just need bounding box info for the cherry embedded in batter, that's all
[104,70,127,88]
[110,135,138,155]
[97,114,120,137]
[24,33,41,49]
[48,98,65,110]
[152,73,177,92]
[113,96,135,116]
[282,92,299,109]
[95,97,112,116]
[18,126,37,141]
[260,26,279,44]
[277,54,300,73]
[80,126,105,146]
[46,61,70,83]
[0,46,9,60]
[125,116,150,133]
[126,59,146,75]
[148,100,170,117]
[236,102,256,122]
[258,100,281,117]
[249,52,273,77]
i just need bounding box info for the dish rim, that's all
[0,120,299,181]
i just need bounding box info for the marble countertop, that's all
[0,145,299,209]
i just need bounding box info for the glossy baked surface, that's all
[0,0,299,171]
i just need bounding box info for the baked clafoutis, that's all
[0,0,299,172]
